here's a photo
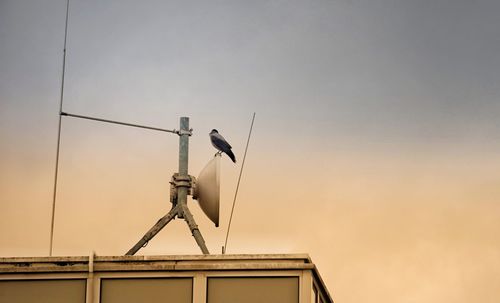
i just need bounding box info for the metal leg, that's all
[125,205,179,255]
[181,204,210,254]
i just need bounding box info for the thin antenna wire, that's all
[61,112,178,134]
[223,112,256,254]
[49,0,70,256]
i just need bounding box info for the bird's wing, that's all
[211,133,232,150]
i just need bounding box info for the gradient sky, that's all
[1,0,500,302]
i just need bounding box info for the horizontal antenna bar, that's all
[61,112,178,134]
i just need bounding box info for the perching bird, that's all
[210,129,236,163]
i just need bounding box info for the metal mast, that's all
[126,117,209,255]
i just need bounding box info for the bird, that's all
[210,129,236,163]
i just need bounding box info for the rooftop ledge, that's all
[0,254,316,273]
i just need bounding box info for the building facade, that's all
[0,254,332,303]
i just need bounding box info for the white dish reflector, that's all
[193,155,220,227]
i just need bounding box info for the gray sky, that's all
[1,1,500,302]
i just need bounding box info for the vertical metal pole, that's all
[177,117,209,254]
[50,0,70,256]
[177,117,190,220]
[178,117,189,177]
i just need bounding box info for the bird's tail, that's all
[226,150,236,163]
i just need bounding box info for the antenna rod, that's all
[49,0,70,256]
[223,112,256,254]
[61,112,178,134]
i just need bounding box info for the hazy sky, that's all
[1,0,500,302]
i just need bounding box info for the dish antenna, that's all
[125,117,220,255]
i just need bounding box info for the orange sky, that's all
[2,131,499,302]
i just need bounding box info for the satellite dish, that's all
[193,154,220,227]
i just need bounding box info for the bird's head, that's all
[210,129,218,134]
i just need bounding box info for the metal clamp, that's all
[176,128,193,136]
[170,173,195,204]
[171,173,192,188]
